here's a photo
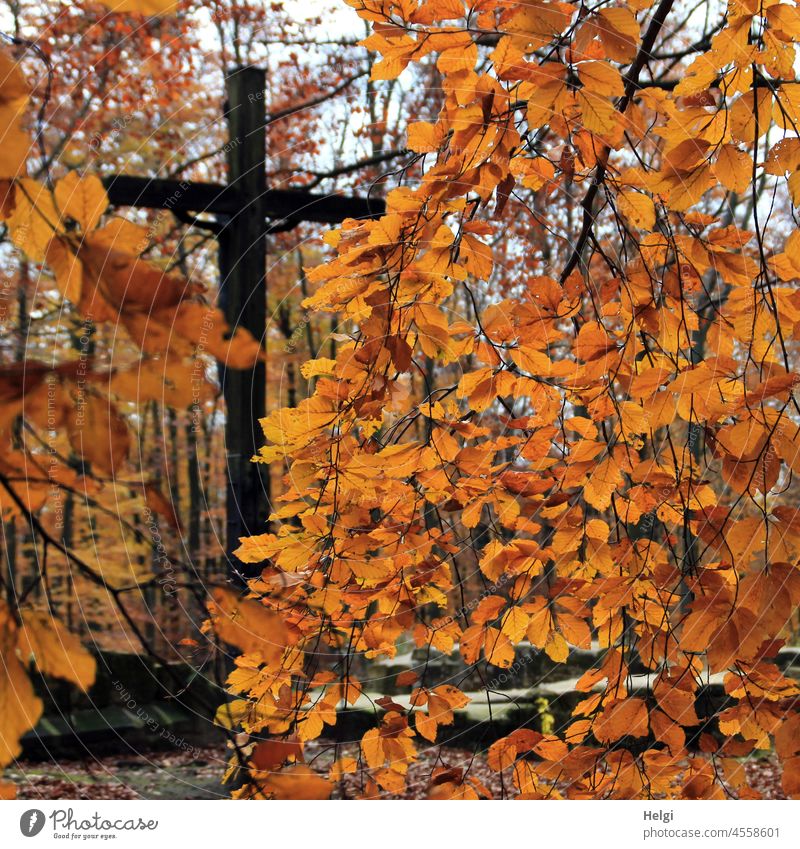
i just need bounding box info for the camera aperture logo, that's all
[18,808,158,840]
[20,810,46,837]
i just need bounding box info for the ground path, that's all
[8,744,787,800]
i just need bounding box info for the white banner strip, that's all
[1,799,799,848]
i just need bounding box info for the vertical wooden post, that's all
[219,66,268,580]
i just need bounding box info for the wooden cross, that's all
[101,67,386,575]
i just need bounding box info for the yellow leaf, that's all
[208,588,289,664]
[578,90,618,136]
[507,3,573,50]
[54,172,108,232]
[370,55,411,81]
[330,756,358,781]
[297,709,325,742]
[45,239,83,302]
[7,178,63,261]
[91,218,149,255]
[0,109,30,180]
[0,610,43,768]
[533,735,569,761]
[461,497,485,528]
[789,170,800,206]
[714,145,753,194]
[300,358,337,379]
[67,393,130,475]
[457,367,496,413]
[169,303,264,369]
[558,613,591,649]
[579,61,624,98]
[16,610,96,690]
[0,48,30,107]
[434,683,471,709]
[501,606,529,643]
[407,121,442,152]
[781,757,800,799]
[544,631,569,663]
[361,727,384,768]
[663,165,715,212]
[618,191,656,230]
[583,455,623,511]
[485,626,515,667]
[413,0,465,23]
[491,36,525,79]
[597,7,640,63]
[461,233,493,279]
[575,321,615,361]
[415,710,438,742]
[257,764,332,800]
[0,48,31,179]
[594,697,649,743]
[437,42,477,74]
[526,598,552,647]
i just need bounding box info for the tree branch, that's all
[560,0,678,284]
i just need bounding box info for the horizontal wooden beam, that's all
[103,174,242,215]
[263,186,385,224]
[102,174,385,224]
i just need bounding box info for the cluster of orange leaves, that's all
[0,0,260,795]
[209,0,800,800]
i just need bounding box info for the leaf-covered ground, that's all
[8,745,787,800]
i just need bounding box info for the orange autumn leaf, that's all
[208,588,289,664]
[594,698,649,744]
